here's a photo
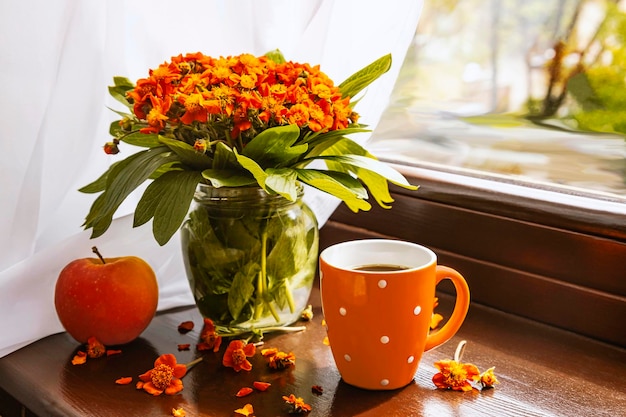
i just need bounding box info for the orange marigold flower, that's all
[177,321,194,333]
[234,403,255,416]
[199,318,222,353]
[236,387,254,397]
[223,340,256,372]
[282,394,312,414]
[138,353,187,396]
[432,359,480,392]
[86,336,106,358]
[71,351,87,365]
[480,366,499,389]
[115,376,133,385]
[266,350,296,370]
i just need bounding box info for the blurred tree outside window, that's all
[369,0,626,197]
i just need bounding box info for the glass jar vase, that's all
[180,183,319,333]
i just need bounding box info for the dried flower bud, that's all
[103,139,120,155]
[193,139,208,153]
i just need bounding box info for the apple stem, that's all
[92,246,106,264]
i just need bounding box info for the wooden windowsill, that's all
[1,280,625,416]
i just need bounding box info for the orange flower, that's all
[282,394,312,414]
[199,318,222,353]
[432,359,480,392]
[264,349,296,370]
[137,353,187,396]
[480,367,499,389]
[86,336,106,358]
[234,403,255,416]
[222,340,256,372]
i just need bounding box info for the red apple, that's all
[54,247,158,345]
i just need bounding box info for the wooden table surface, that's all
[1,285,625,417]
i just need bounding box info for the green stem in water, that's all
[254,270,264,320]
[284,277,296,314]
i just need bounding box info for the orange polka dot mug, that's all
[319,239,470,390]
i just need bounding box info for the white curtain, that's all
[0,0,422,358]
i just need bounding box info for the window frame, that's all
[322,161,626,347]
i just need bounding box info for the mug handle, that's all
[424,265,470,352]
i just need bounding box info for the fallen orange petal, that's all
[106,349,122,356]
[71,351,87,365]
[253,381,271,391]
[234,403,254,416]
[115,377,133,385]
[178,321,194,333]
[177,344,191,351]
[236,387,254,397]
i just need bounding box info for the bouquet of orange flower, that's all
[80,50,416,245]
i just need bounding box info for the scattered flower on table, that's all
[283,394,312,414]
[432,359,480,392]
[198,318,222,353]
[480,366,499,389]
[300,304,314,321]
[86,336,106,358]
[177,344,191,351]
[137,353,188,396]
[106,349,122,356]
[223,340,256,372]
[177,321,194,334]
[234,403,255,416]
[432,341,499,392]
[261,348,296,370]
[430,297,444,330]
[311,385,323,395]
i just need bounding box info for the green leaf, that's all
[78,161,124,193]
[213,141,238,169]
[234,150,269,190]
[158,136,213,170]
[121,131,163,148]
[295,169,371,212]
[265,168,298,201]
[134,170,203,245]
[83,146,178,238]
[242,124,307,167]
[228,262,259,320]
[108,76,135,108]
[316,154,417,189]
[201,169,256,187]
[339,54,392,100]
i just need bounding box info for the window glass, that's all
[368,0,626,199]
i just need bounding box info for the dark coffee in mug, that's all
[353,264,410,272]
